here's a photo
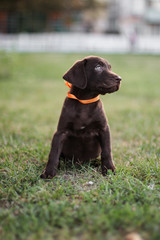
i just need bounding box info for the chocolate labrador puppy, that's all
[41,56,122,179]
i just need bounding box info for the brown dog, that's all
[41,56,122,179]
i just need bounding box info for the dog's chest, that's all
[62,99,106,136]
[70,121,99,137]
[68,110,101,136]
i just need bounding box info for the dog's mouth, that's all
[98,83,120,95]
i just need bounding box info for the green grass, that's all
[0,52,160,240]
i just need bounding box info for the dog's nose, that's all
[115,75,122,82]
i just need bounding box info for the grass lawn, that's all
[0,52,160,240]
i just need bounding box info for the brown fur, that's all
[40,56,122,179]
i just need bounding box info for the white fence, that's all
[0,33,160,53]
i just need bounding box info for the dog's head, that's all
[63,56,122,95]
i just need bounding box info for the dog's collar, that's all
[65,81,100,104]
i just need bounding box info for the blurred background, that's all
[1,2,160,239]
[0,0,160,53]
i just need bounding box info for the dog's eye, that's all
[95,64,102,72]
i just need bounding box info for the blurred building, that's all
[144,0,160,34]
[0,0,160,35]
[118,0,160,35]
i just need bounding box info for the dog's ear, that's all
[63,59,87,89]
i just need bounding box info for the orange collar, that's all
[65,81,100,104]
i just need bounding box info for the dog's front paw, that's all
[40,169,56,179]
[102,161,116,176]
[110,164,116,173]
